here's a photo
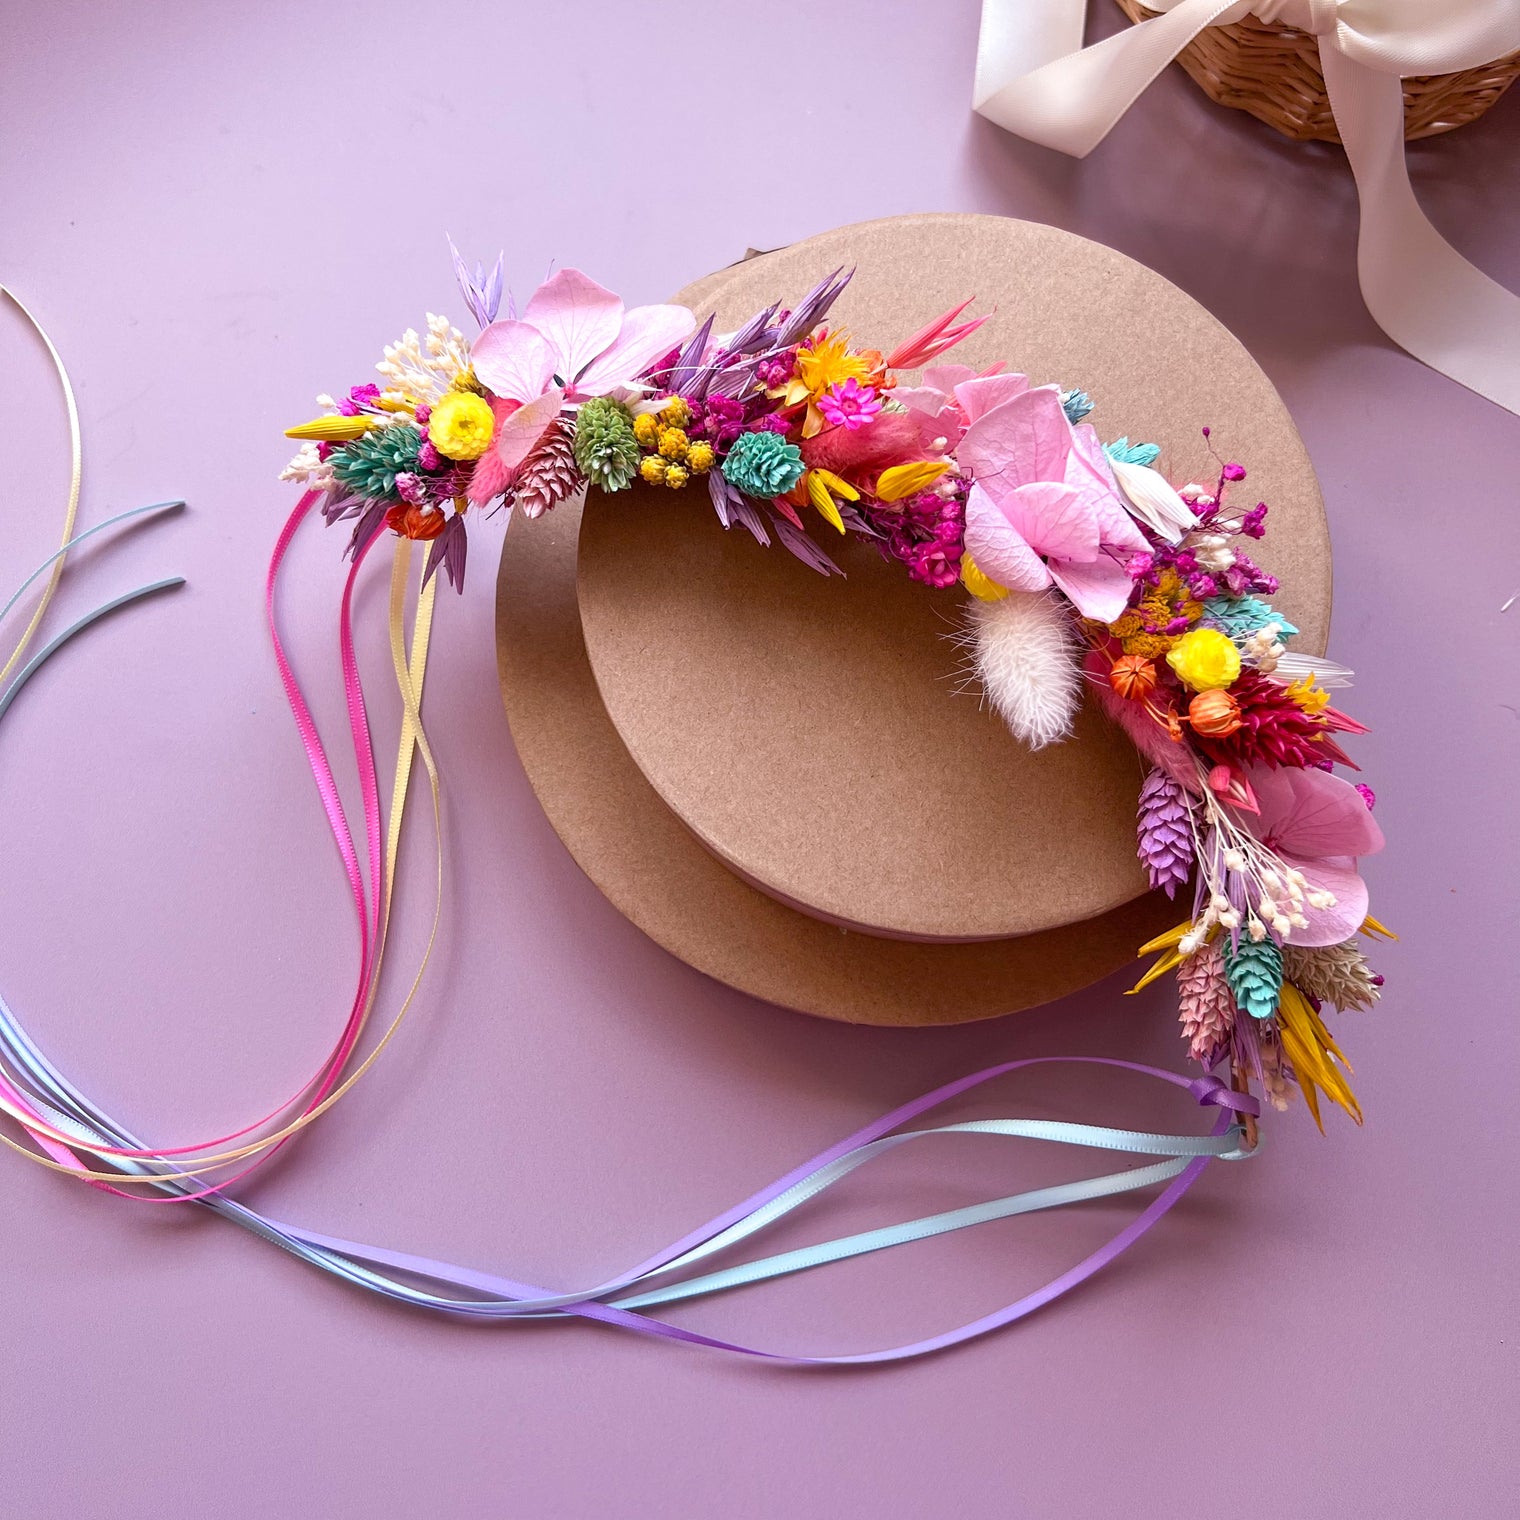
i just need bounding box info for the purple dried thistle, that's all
[1136,768,1198,897]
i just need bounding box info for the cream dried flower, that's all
[279,440,334,492]
[1283,940,1382,1012]
[375,313,473,408]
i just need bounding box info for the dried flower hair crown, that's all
[282,252,1389,1130]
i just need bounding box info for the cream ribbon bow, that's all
[974,0,1520,415]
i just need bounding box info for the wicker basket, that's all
[1115,0,1520,142]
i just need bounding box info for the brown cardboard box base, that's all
[496,214,1330,1024]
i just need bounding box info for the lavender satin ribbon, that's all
[0,542,1260,1365]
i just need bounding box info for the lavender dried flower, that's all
[1136,768,1198,897]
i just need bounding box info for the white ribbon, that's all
[973,0,1520,415]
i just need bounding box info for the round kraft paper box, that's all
[497,212,1331,1025]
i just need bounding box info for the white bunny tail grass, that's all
[966,590,1083,750]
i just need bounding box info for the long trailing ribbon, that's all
[0,291,1263,1362]
[973,0,1520,416]
[0,289,441,1193]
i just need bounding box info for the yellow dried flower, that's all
[663,464,689,489]
[657,427,689,460]
[1122,631,1178,660]
[1287,674,1331,714]
[961,552,1009,602]
[639,455,668,485]
[427,390,495,461]
[657,396,691,428]
[686,440,715,474]
[633,412,660,448]
[1166,626,1241,691]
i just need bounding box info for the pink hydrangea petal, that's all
[1249,766,1386,861]
[1281,854,1370,946]
[522,269,625,382]
[572,302,697,397]
[952,372,1030,424]
[963,482,1052,592]
[892,384,958,418]
[1047,554,1136,623]
[921,363,978,395]
[1003,479,1100,562]
[958,386,1073,501]
[1066,424,1150,553]
[471,321,556,405]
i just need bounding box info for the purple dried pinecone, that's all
[1136,768,1197,897]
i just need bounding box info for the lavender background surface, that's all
[1,3,1516,1517]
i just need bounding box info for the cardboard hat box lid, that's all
[497,213,1330,1021]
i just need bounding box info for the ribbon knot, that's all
[973,0,1520,416]
[1251,0,1336,34]
[1189,1073,1263,1116]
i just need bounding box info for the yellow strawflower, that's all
[657,396,691,428]
[686,441,715,474]
[1165,626,1241,691]
[657,426,689,460]
[427,391,495,461]
[639,455,668,485]
[664,464,689,489]
[633,412,660,448]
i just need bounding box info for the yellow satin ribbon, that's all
[1,287,82,686]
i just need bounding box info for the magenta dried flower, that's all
[817,378,881,432]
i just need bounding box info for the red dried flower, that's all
[1197,669,1348,770]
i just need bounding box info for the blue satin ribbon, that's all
[0,523,1259,1364]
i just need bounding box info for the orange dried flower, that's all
[1108,654,1158,701]
[385,502,447,541]
[1188,688,1243,738]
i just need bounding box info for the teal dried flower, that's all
[1106,436,1160,468]
[332,423,422,503]
[721,430,804,500]
[1060,389,1093,424]
[1223,935,1283,1021]
[572,397,640,492]
[1201,596,1299,642]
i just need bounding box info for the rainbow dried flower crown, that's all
[283,250,1389,1129]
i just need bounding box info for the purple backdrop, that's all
[1,3,1515,1517]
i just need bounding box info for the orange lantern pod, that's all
[1108,654,1157,701]
[1189,687,1243,738]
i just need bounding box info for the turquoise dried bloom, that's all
[573,397,640,492]
[721,430,805,500]
[1106,436,1161,469]
[1201,595,1299,642]
[332,423,422,502]
[1223,935,1283,1021]
[1060,389,1093,424]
